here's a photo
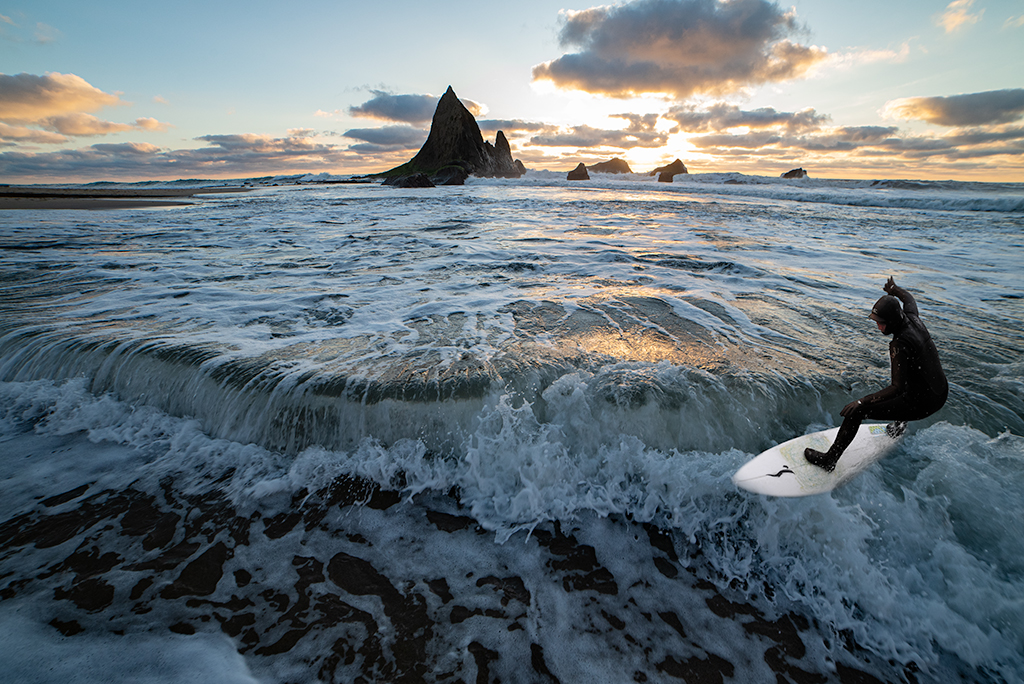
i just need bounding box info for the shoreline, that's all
[0,185,252,211]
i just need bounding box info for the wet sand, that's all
[0,185,252,210]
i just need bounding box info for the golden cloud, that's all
[884,89,1024,127]
[0,72,125,123]
[0,121,67,144]
[935,0,983,34]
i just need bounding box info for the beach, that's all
[0,185,251,210]
[1,172,1022,683]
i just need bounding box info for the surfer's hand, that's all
[883,277,897,294]
[841,399,864,417]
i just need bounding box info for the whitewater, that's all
[1,171,1022,683]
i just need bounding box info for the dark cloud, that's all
[478,119,549,134]
[341,125,425,149]
[691,125,899,152]
[348,91,439,123]
[528,112,672,149]
[349,90,483,123]
[0,131,355,180]
[884,89,1024,127]
[668,103,828,132]
[686,119,1024,162]
[946,126,1024,146]
[532,0,827,98]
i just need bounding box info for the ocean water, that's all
[1,171,1022,683]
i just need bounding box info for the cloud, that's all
[0,131,368,181]
[349,90,484,123]
[341,125,426,149]
[1005,15,1024,29]
[89,142,162,156]
[936,0,983,33]
[684,115,1024,164]
[27,113,172,137]
[0,15,61,44]
[41,113,135,136]
[0,72,126,123]
[134,117,172,132]
[349,91,438,123]
[0,72,172,144]
[668,103,829,133]
[34,22,61,44]
[0,121,67,144]
[825,42,912,70]
[532,0,827,99]
[528,113,673,149]
[883,89,1024,126]
[478,119,549,134]
[193,132,332,155]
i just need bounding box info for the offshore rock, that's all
[650,159,688,182]
[381,86,525,185]
[782,167,808,179]
[590,158,632,174]
[383,173,435,188]
[567,163,589,181]
[430,164,471,186]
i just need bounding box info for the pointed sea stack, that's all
[567,163,589,180]
[380,86,525,185]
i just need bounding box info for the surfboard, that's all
[732,423,903,497]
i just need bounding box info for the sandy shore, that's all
[0,185,252,210]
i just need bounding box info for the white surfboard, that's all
[732,423,902,497]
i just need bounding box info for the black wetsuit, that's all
[808,285,948,469]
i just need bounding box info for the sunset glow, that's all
[1,0,1022,182]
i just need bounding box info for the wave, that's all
[472,170,1024,213]
[3,372,1023,681]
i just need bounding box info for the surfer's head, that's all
[869,294,905,335]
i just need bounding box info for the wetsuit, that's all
[805,283,948,471]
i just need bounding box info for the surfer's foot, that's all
[886,421,907,439]
[804,448,839,472]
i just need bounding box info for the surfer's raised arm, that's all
[883,277,918,317]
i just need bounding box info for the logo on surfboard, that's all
[767,466,795,478]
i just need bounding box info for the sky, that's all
[2,0,1023,183]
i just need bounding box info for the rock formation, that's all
[380,86,525,186]
[650,159,688,183]
[781,168,808,179]
[567,163,590,181]
[590,158,632,174]
[383,173,436,188]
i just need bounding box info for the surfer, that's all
[805,277,948,472]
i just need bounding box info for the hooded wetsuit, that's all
[807,283,948,469]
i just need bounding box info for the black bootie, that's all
[805,447,839,472]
